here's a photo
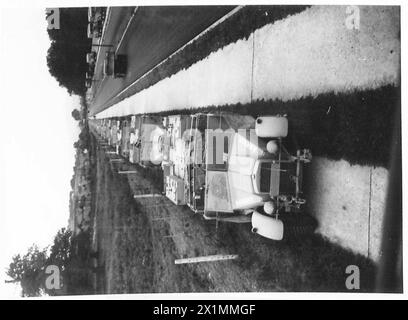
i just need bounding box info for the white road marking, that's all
[115,7,139,55]
[133,194,163,198]
[174,254,239,264]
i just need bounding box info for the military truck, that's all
[103,52,128,78]
[128,115,166,167]
[162,113,314,240]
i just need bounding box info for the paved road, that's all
[89,6,235,116]
[90,7,138,109]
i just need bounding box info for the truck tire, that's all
[281,213,317,240]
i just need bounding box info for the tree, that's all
[73,127,91,151]
[48,228,72,270]
[71,109,81,121]
[46,8,92,96]
[6,245,48,297]
[6,229,72,296]
[6,228,94,296]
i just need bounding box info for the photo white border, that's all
[1,0,406,300]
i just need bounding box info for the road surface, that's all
[89,6,235,116]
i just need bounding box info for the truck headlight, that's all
[263,201,276,215]
[266,140,278,154]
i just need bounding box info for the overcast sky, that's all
[0,6,80,297]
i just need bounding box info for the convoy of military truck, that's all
[86,6,316,241]
[90,113,316,241]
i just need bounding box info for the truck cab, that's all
[163,112,313,240]
[118,117,131,158]
[128,115,165,166]
[103,51,127,78]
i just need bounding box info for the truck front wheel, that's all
[281,213,317,240]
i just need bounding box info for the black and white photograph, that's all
[0,0,404,300]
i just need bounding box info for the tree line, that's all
[46,8,91,97]
[6,228,96,296]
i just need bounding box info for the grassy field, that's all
[93,138,221,293]
[93,144,154,293]
[90,134,377,293]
